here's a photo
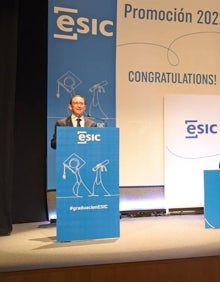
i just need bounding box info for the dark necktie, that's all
[76,118,81,127]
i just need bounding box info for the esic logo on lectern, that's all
[53,6,114,41]
[185,119,218,138]
[77,131,101,144]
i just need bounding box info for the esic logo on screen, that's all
[185,120,218,139]
[77,131,101,144]
[53,6,114,40]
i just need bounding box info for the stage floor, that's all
[1,214,220,272]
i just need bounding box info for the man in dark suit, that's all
[51,94,97,149]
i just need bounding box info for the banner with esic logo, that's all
[56,127,119,242]
[164,94,220,210]
[47,0,116,190]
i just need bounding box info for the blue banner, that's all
[47,0,117,190]
[204,170,220,228]
[56,127,119,241]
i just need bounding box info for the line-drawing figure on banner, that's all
[62,153,92,198]
[91,160,111,196]
[54,72,112,124]
[89,80,109,120]
[61,153,117,198]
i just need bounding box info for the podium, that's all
[204,170,220,228]
[56,127,120,242]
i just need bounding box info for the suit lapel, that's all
[66,116,73,126]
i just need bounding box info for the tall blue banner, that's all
[204,170,220,229]
[56,127,119,241]
[47,0,117,190]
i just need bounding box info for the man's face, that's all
[69,96,86,117]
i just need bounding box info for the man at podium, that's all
[51,94,97,149]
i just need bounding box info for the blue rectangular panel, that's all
[56,127,119,241]
[204,170,220,228]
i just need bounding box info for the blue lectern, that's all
[56,127,120,242]
[204,170,220,228]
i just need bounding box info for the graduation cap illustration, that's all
[89,80,108,93]
[56,71,82,98]
[92,160,109,172]
[62,153,86,180]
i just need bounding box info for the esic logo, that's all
[185,120,218,139]
[77,131,101,144]
[53,6,114,40]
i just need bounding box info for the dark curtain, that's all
[0,1,18,235]
[0,1,48,235]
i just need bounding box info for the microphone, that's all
[86,114,107,127]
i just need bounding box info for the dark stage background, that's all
[0,1,48,235]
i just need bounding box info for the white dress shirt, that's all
[71,115,85,127]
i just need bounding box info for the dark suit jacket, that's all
[50,116,97,149]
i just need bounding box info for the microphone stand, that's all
[86,114,108,127]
